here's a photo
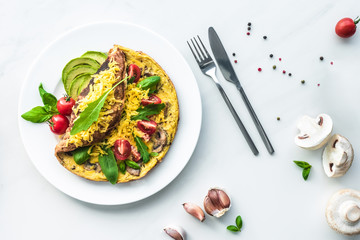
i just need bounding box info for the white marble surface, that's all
[2,0,360,239]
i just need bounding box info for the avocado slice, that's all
[81,51,107,65]
[62,58,100,83]
[64,65,97,95]
[69,74,92,100]
[77,75,92,96]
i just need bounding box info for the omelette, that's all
[55,45,179,183]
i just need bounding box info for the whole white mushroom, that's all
[326,189,360,235]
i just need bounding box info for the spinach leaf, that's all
[21,106,53,123]
[72,146,91,165]
[134,136,150,163]
[70,78,126,135]
[118,161,126,174]
[150,152,159,157]
[125,160,140,169]
[98,148,118,184]
[136,76,160,90]
[131,103,165,121]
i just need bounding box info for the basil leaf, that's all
[150,152,159,157]
[293,161,311,169]
[39,83,58,109]
[70,78,126,135]
[131,103,165,121]
[136,76,160,90]
[21,106,52,123]
[236,215,242,229]
[125,160,140,169]
[118,161,126,174]
[72,146,90,165]
[227,225,240,232]
[98,148,118,184]
[302,167,311,181]
[134,136,150,163]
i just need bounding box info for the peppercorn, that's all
[277,117,280,121]
[279,58,282,61]
[282,70,286,74]
[248,22,251,26]
[258,68,262,72]
[273,65,276,70]
[270,54,273,58]
[246,32,250,36]
[263,36,267,40]
[232,53,236,56]
[234,60,238,63]
[247,27,251,31]
[320,56,324,61]
[288,73,292,76]
[301,80,305,84]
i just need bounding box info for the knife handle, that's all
[238,87,274,154]
[215,83,259,156]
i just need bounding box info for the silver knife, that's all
[208,27,274,154]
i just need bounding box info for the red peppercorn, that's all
[330,61,334,65]
[258,68,262,72]
[282,70,286,74]
[247,32,250,36]
[279,58,282,61]
[317,83,320,87]
[234,60,238,63]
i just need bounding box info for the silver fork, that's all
[187,36,259,156]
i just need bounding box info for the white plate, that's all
[18,22,202,205]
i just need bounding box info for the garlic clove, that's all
[182,202,205,222]
[203,188,231,218]
[164,225,185,240]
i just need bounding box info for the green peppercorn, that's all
[277,117,280,121]
[273,65,276,70]
[301,80,305,84]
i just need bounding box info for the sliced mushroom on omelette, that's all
[55,45,179,183]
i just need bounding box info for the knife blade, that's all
[208,27,274,154]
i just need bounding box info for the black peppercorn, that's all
[270,54,273,58]
[320,56,324,61]
[247,27,251,31]
[263,36,267,40]
[232,53,235,56]
[288,73,292,76]
[248,22,251,26]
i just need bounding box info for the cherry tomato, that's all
[49,114,69,135]
[131,146,141,162]
[335,17,359,38]
[137,120,157,135]
[113,139,131,161]
[57,96,75,116]
[141,95,162,106]
[128,64,141,83]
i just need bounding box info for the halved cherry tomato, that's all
[131,146,141,162]
[128,64,141,83]
[57,95,75,116]
[141,95,162,106]
[137,120,157,135]
[49,114,69,135]
[113,139,131,161]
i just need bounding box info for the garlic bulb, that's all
[203,188,231,218]
[326,189,360,235]
[182,202,205,222]
[163,225,185,240]
[322,134,354,178]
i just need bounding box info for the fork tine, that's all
[187,41,200,63]
[193,37,206,60]
[197,35,210,58]
[191,38,203,61]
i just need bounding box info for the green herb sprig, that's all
[293,161,312,180]
[70,78,127,135]
[227,215,243,232]
[134,135,150,163]
[131,103,165,121]
[21,83,59,123]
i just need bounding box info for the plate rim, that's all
[18,21,202,205]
